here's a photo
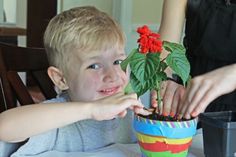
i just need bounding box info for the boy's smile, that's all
[98,86,121,96]
[66,45,128,102]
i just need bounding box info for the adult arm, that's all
[151,0,187,116]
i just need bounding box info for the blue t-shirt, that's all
[7,95,135,157]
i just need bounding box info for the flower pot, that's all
[133,114,197,157]
[200,111,236,157]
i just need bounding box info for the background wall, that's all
[16,0,27,46]
[60,0,113,15]
[58,0,163,24]
[132,0,163,24]
[3,0,16,23]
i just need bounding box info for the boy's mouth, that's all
[99,86,120,96]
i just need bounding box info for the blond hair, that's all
[44,6,125,74]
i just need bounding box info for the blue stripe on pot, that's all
[133,115,197,138]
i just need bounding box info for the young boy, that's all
[0,6,147,156]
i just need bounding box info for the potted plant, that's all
[121,25,197,157]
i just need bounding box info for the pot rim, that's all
[133,114,198,138]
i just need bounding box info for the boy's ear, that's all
[47,66,69,90]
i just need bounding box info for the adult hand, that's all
[151,80,185,116]
[178,64,236,119]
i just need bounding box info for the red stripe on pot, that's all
[138,140,192,153]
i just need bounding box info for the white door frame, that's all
[0,0,4,23]
[112,0,132,37]
[112,0,150,106]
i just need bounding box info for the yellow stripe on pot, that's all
[136,132,192,144]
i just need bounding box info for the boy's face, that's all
[66,46,128,101]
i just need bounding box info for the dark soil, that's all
[138,108,190,121]
[138,113,181,121]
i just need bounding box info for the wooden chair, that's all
[0,42,57,113]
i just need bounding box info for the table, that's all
[188,132,204,157]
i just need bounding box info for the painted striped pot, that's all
[133,114,197,157]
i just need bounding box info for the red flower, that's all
[149,39,162,53]
[137,25,151,35]
[150,33,161,38]
[137,25,162,54]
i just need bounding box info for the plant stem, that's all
[161,57,166,62]
[154,81,162,113]
[157,89,161,107]
[157,82,162,113]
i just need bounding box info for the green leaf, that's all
[120,49,138,71]
[163,41,185,53]
[124,82,134,95]
[154,71,167,82]
[121,49,162,97]
[129,71,165,97]
[129,52,160,85]
[129,72,153,97]
[163,41,190,85]
[129,73,144,97]
[166,49,190,85]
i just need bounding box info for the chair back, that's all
[0,42,57,112]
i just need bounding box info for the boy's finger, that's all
[134,107,152,116]
[118,110,127,118]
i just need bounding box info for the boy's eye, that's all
[87,64,100,69]
[114,60,123,65]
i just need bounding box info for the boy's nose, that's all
[103,67,119,82]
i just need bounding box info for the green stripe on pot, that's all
[140,147,188,157]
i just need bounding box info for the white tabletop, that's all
[188,131,204,157]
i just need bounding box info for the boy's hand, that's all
[90,93,147,121]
